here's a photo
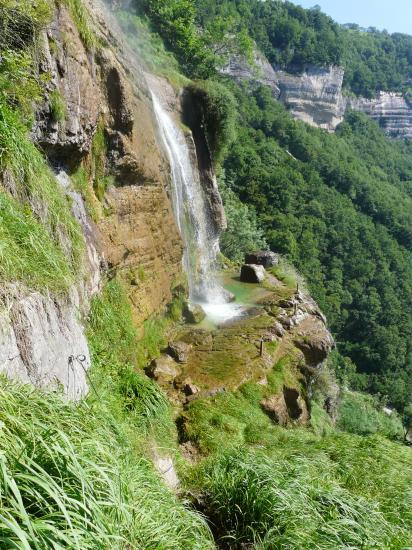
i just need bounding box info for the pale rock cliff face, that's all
[347,92,412,139]
[222,53,412,137]
[275,66,346,132]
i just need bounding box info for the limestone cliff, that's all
[222,53,412,137]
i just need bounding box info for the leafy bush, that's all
[337,391,404,440]
[186,80,237,167]
[219,176,267,262]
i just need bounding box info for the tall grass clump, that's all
[0,377,214,548]
[192,442,412,549]
[0,103,84,291]
[49,88,66,121]
[337,390,404,440]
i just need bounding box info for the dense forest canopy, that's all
[135,0,412,414]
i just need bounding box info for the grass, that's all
[115,10,189,88]
[337,390,404,440]
[0,377,214,549]
[58,0,97,50]
[191,438,412,549]
[180,356,302,454]
[0,102,84,291]
[49,88,66,122]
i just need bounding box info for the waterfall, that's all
[151,93,226,306]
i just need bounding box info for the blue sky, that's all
[294,0,412,35]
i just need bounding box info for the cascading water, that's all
[151,93,243,323]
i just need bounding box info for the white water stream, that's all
[151,93,243,323]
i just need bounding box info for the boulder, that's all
[146,355,181,384]
[245,250,279,268]
[167,341,192,363]
[183,302,206,324]
[240,264,266,283]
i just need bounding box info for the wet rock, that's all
[240,264,266,284]
[167,341,192,363]
[261,386,309,426]
[146,355,181,384]
[245,251,279,268]
[273,321,286,337]
[182,379,200,396]
[184,302,206,324]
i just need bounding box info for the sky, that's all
[294,0,412,35]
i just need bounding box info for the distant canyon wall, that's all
[222,54,412,138]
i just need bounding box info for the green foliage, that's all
[135,0,215,79]
[0,102,83,291]
[219,177,267,262]
[0,376,214,548]
[49,88,66,122]
[194,0,412,97]
[337,391,404,440]
[0,0,51,50]
[59,0,96,50]
[186,80,237,167]
[192,439,412,548]
[221,80,412,413]
[0,49,43,120]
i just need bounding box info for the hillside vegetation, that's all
[136,0,412,415]
[0,0,411,547]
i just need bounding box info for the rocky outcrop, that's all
[33,6,101,164]
[181,87,227,236]
[261,386,309,426]
[347,92,412,139]
[1,0,193,396]
[275,65,346,131]
[222,52,412,137]
[221,56,346,131]
[0,287,90,400]
[245,251,279,268]
[240,264,266,283]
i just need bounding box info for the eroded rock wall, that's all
[222,53,412,137]
[0,1,188,395]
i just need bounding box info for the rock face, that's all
[222,52,412,138]
[347,92,412,139]
[245,251,279,268]
[1,0,227,397]
[261,386,309,426]
[275,65,346,131]
[0,287,90,400]
[240,264,266,283]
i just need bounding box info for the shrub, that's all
[337,391,404,440]
[186,80,237,167]
[219,176,267,262]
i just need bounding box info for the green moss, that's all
[49,88,66,122]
